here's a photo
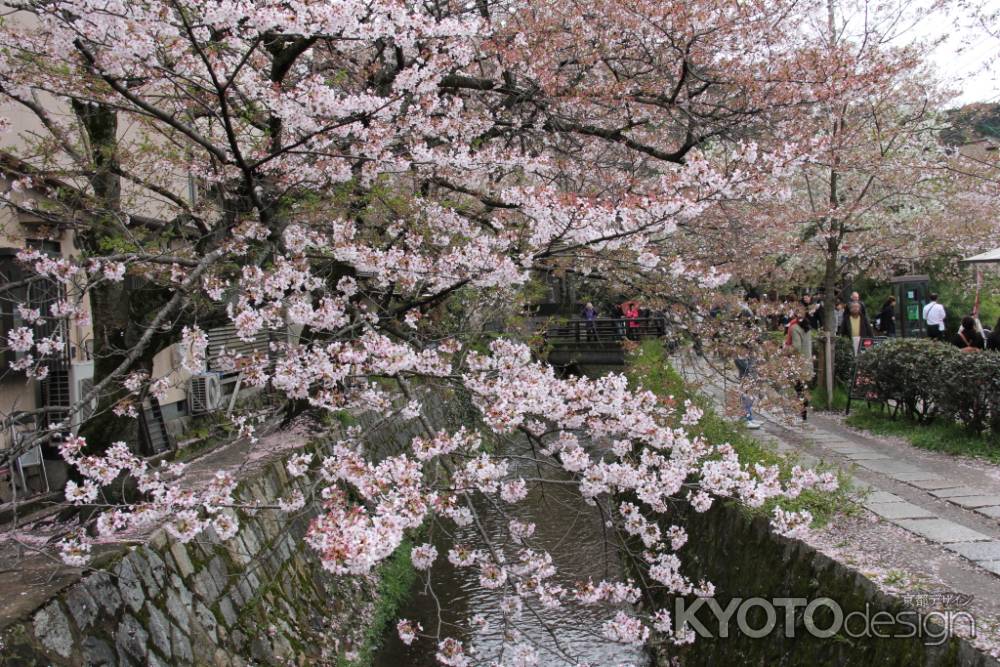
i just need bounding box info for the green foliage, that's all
[929,351,1000,434]
[855,339,1000,434]
[341,538,418,667]
[833,335,855,388]
[811,382,849,412]
[847,403,1000,462]
[855,338,958,421]
[935,276,1000,335]
[626,341,854,526]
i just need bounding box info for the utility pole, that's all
[824,0,837,409]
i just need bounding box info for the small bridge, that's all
[543,317,667,367]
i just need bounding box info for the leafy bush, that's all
[856,339,1000,434]
[855,339,959,421]
[930,352,1000,434]
[833,335,855,388]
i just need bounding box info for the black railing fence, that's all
[543,317,667,343]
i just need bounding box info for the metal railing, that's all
[543,317,667,343]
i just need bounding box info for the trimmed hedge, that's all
[855,339,1000,434]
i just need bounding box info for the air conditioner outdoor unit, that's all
[188,373,223,414]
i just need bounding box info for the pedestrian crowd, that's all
[731,288,1000,430]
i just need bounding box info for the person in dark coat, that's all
[801,294,821,330]
[877,296,896,336]
[953,315,986,351]
[839,301,874,353]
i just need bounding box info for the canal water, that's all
[375,453,650,667]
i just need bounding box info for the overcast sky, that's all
[916,1,1000,106]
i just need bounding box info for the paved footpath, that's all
[675,353,1000,582]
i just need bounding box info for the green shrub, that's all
[930,351,1000,434]
[833,335,855,388]
[855,339,959,421]
[855,339,1000,434]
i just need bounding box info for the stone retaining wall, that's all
[0,449,378,667]
[0,381,475,667]
[662,501,1000,667]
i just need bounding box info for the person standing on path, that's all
[582,302,598,341]
[735,303,763,429]
[839,301,873,354]
[923,293,946,341]
[877,296,896,336]
[624,301,640,340]
[786,309,813,421]
[849,291,868,320]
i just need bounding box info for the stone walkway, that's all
[675,353,1000,581]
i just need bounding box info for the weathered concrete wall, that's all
[661,501,998,667]
[0,449,377,667]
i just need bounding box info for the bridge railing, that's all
[543,317,667,343]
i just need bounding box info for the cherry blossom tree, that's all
[629,0,1000,408]
[0,0,892,661]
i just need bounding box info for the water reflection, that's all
[376,457,649,667]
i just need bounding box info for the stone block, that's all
[129,551,161,599]
[895,518,991,544]
[976,560,1000,576]
[115,614,148,663]
[116,557,144,614]
[171,542,195,578]
[143,548,168,589]
[908,479,963,491]
[218,595,238,628]
[33,602,73,658]
[146,604,172,658]
[950,495,1000,509]
[975,506,1000,519]
[165,578,193,633]
[856,459,922,474]
[83,571,123,615]
[172,623,193,664]
[150,530,169,551]
[859,491,902,504]
[81,636,116,666]
[930,486,988,499]
[944,541,1000,562]
[65,583,98,631]
[192,565,222,602]
[843,450,890,461]
[214,647,234,667]
[193,601,218,642]
[208,556,230,592]
[890,471,944,482]
[241,526,261,557]
[866,502,935,520]
[147,651,170,667]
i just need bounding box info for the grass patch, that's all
[812,383,850,413]
[846,404,1000,464]
[341,537,419,667]
[626,340,855,526]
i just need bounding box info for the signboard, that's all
[907,304,919,321]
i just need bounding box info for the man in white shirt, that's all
[922,293,946,340]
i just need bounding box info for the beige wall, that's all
[151,343,194,407]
